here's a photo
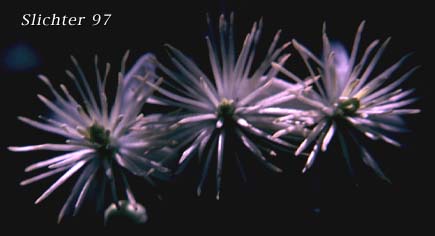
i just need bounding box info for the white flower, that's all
[148,14,301,199]
[8,52,170,222]
[273,22,420,179]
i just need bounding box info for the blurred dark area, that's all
[0,0,433,234]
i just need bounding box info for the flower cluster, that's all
[272,22,419,178]
[9,53,172,222]
[9,15,419,223]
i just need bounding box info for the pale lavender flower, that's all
[148,14,301,199]
[8,52,170,222]
[273,22,420,179]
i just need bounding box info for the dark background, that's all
[0,0,433,233]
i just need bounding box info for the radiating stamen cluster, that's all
[273,22,419,178]
[8,53,171,222]
[149,14,301,198]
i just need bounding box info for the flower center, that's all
[217,98,236,120]
[86,123,116,158]
[335,97,360,117]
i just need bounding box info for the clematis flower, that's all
[148,14,304,199]
[273,22,420,180]
[8,52,171,222]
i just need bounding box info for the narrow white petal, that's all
[238,118,296,148]
[216,132,225,200]
[236,129,282,173]
[58,160,97,222]
[271,62,304,84]
[17,116,76,138]
[292,39,323,66]
[38,94,82,126]
[205,36,223,95]
[353,38,391,93]
[321,123,336,152]
[342,40,380,96]
[360,144,391,183]
[9,144,82,152]
[354,54,412,99]
[25,149,93,172]
[302,122,330,173]
[35,160,87,204]
[179,143,199,165]
[20,166,70,186]
[120,149,170,173]
[173,113,216,128]
[348,21,365,72]
[145,80,211,111]
[49,150,94,169]
[272,126,294,138]
[197,137,217,196]
[165,44,216,95]
[302,144,319,173]
[73,167,97,215]
[239,79,274,106]
[295,120,327,156]
[362,67,418,103]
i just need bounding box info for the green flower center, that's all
[86,123,116,158]
[335,97,360,117]
[217,98,236,120]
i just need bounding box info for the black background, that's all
[0,0,433,234]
